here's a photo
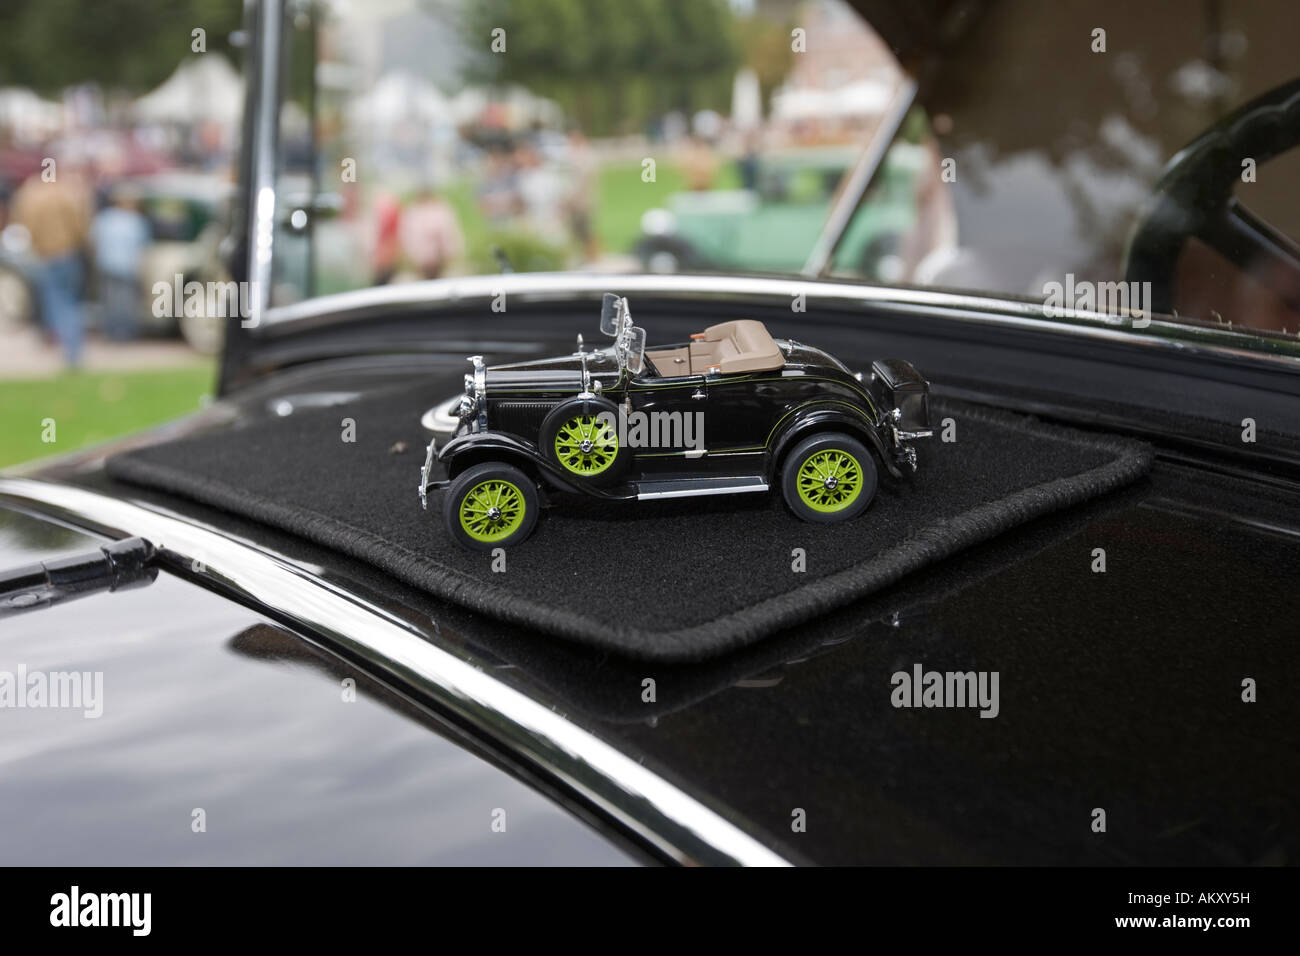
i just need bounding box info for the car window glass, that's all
[267,0,906,307]
[827,0,1300,345]
[264,0,1300,354]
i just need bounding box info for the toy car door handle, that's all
[691,388,706,399]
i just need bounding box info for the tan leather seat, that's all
[688,320,784,374]
[645,346,692,375]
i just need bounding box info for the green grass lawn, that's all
[594,159,739,256]
[593,159,689,256]
[444,160,703,264]
[442,158,742,269]
[0,363,215,469]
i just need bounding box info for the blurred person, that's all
[400,185,464,281]
[90,185,151,341]
[737,130,762,192]
[514,141,565,242]
[371,191,402,285]
[661,111,688,144]
[11,166,91,367]
[681,136,718,191]
[691,109,722,142]
[564,130,598,261]
[476,149,519,226]
[898,138,958,283]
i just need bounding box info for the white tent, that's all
[771,78,892,122]
[449,85,563,129]
[731,68,762,129]
[0,88,63,142]
[350,71,451,127]
[449,87,488,125]
[830,79,892,116]
[134,54,243,125]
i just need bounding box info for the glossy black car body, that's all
[6,274,1300,865]
[4,0,1300,870]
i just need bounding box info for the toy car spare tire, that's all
[443,461,540,551]
[781,431,878,523]
[541,397,627,486]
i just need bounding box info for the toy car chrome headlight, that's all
[459,374,475,416]
[459,355,488,432]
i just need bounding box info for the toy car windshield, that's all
[601,292,646,375]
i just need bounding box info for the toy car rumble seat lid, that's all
[688,319,784,374]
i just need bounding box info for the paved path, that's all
[0,326,206,379]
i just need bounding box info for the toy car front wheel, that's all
[781,432,878,523]
[443,462,539,551]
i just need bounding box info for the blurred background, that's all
[6,0,1295,468]
[0,0,936,468]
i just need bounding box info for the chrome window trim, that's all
[243,0,283,329]
[255,272,1300,373]
[802,77,918,278]
[0,477,791,867]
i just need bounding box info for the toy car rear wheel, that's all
[443,462,539,551]
[542,398,626,486]
[781,432,878,523]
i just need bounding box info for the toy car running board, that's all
[634,476,769,500]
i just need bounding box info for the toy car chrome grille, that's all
[493,402,554,437]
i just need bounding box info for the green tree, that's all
[0,0,244,95]
[735,11,797,114]
[456,0,738,136]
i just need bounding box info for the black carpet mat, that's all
[106,386,1152,662]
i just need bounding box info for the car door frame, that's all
[624,364,710,476]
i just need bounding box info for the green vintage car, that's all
[636,142,922,280]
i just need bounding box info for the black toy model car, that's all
[420,293,933,550]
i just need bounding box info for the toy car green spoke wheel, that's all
[796,449,864,513]
[443,462,540,551]
[782,432,878,524]
[459,479,526,542]
[553,414,619,477]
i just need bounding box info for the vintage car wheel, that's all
[443,462,540,551]
[781,432,878,523]
[542,398,626,485]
